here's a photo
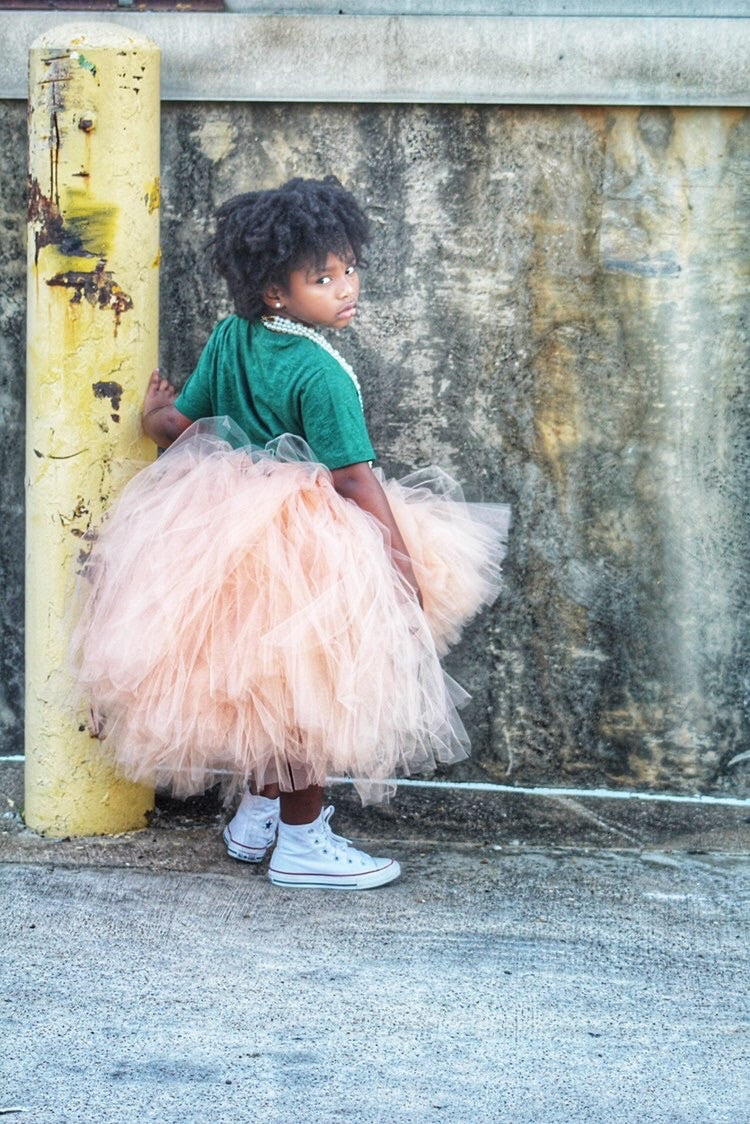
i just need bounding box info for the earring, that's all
[275,301,282,309]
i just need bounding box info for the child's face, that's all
[270,252,360,330]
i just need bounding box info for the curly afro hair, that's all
[211,176,370,322]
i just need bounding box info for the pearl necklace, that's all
[262,315,364,409]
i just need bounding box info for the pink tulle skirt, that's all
[70,418,510,803]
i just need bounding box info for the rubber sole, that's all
[267,858,401,890]
[223,825,273,864]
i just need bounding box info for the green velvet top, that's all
[175,316,375,470]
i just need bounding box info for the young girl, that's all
[72,176,509,890]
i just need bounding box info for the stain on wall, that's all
[4,100,749,793]
[1,103,26,754]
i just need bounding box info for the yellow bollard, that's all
[25,24,160,836]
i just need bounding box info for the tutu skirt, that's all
[70,418,510,803]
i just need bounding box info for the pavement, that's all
[2,761,749,1124]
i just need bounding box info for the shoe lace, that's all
[315,806,361,864]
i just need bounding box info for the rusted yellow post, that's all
[25,24,160,836]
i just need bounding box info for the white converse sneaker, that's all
[223,791,279,864]
[268,805,401,890]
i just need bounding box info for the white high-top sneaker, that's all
[268,806,401,890]
[223,791,280,863]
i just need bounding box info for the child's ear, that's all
[263,287,285,311]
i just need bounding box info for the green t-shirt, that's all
[175,316,376,470]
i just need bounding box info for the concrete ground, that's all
[2,762,749,1124]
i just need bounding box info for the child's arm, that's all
[142,370,193,448]
[331,462,423,607]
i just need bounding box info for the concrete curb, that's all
[3,761,748,856]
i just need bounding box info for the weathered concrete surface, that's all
[0,103,25,762]
[224,1,750,11]
[226,3,750,13]
[2,14,750,106]
[2,100,748,801]
[1,814,748,1123]
[158,102,750,796]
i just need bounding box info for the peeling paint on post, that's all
[26,24,159,836]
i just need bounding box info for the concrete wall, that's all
[0,106,25,759]
[3,92,748,796]
[3,14,749,105]
[224,3,750,11]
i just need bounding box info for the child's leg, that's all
[278,784,324,824]
[253,781,280,799]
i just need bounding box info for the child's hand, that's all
[395,556,424,610]
[331,462,424,610]
[143,369,177,416]
[142,369,192,448]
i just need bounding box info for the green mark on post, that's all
[72,52,97,78]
